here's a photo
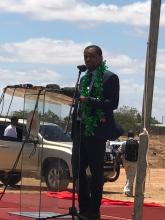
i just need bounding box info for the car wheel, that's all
[45,160,70,191]
[1,172,21,186]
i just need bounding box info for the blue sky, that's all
[0,0,165,122]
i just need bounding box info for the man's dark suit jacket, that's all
[81,70,121,140]
[62,70,123,140]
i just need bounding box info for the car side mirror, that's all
[33,138,39,145]
[22,135,39,144]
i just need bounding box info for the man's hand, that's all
[80,96,88,103]
[100,117,106,123]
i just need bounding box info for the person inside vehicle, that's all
[4,116,18,139]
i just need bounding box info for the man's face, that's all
[84,47,103,71]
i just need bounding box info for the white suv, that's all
[0,118,72,191]
[0,117,122,191]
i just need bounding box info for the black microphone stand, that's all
[44,66,86,220]
[64,65,86,134]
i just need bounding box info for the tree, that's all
[41,110,61,124]
[11,110,29,119]
[114,106,140,134]
[12,109,62,125]
[114,105,159,135]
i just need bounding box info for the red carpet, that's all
[46,191,163,207]
[0,192,165,220]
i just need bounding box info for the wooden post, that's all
[143,0,161,131]
[133,130,148,220]
[133,0,161,219]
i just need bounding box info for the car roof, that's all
[110,141,123,145]
[4,85,72,105]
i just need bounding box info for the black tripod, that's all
[42,65,87,220]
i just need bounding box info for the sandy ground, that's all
[101,134,165,206]
[103,168,165,206]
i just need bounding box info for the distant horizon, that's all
[0,92,162,124]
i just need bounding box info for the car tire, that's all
[1,172,21,186]
[45,160,70,191]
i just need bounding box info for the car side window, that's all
[40,124,71,142]
[0,124,6,138]
[0,123,22,142]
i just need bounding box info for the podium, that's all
[3,85,73,219]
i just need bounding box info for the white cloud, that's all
[0,0,164,26]
[107,49,165,78]
[0,38,146,77]
[106,53,144,75]
[1,37,165,78]
[120,79,144,97]
[0,38,90,64]
[0,68,61,87]
[152,85,165,121]
[119,79,165,122]
[124,27,148,38]
[156,49,165,77]
[118,79,144,114]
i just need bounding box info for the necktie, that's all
[89,72,96,94]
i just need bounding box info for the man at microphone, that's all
[63,45,120,220]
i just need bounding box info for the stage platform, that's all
[0,192,165,220]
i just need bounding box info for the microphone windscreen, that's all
[77,65,87,72]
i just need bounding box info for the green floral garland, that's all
[81,61,108,136]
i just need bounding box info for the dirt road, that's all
[103,168,165,206]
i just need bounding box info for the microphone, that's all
[7,84,33,88]
[77,65,87,72]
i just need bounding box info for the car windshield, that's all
[39,123,71,142]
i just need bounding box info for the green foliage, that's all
[12,109,62,125]
[11,110,29,119]
[114,105,140,134]
[41,110,61,124]
[150,116,159,124]
[12,109,71,131]
[12,106,159,136]
[114,105,159,135]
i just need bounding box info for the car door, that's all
[0,138,23,170]
[21,140,41,173]
[0,138,40,173]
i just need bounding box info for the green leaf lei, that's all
[80,61,108,136]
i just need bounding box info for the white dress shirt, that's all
[4,124,17,138]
